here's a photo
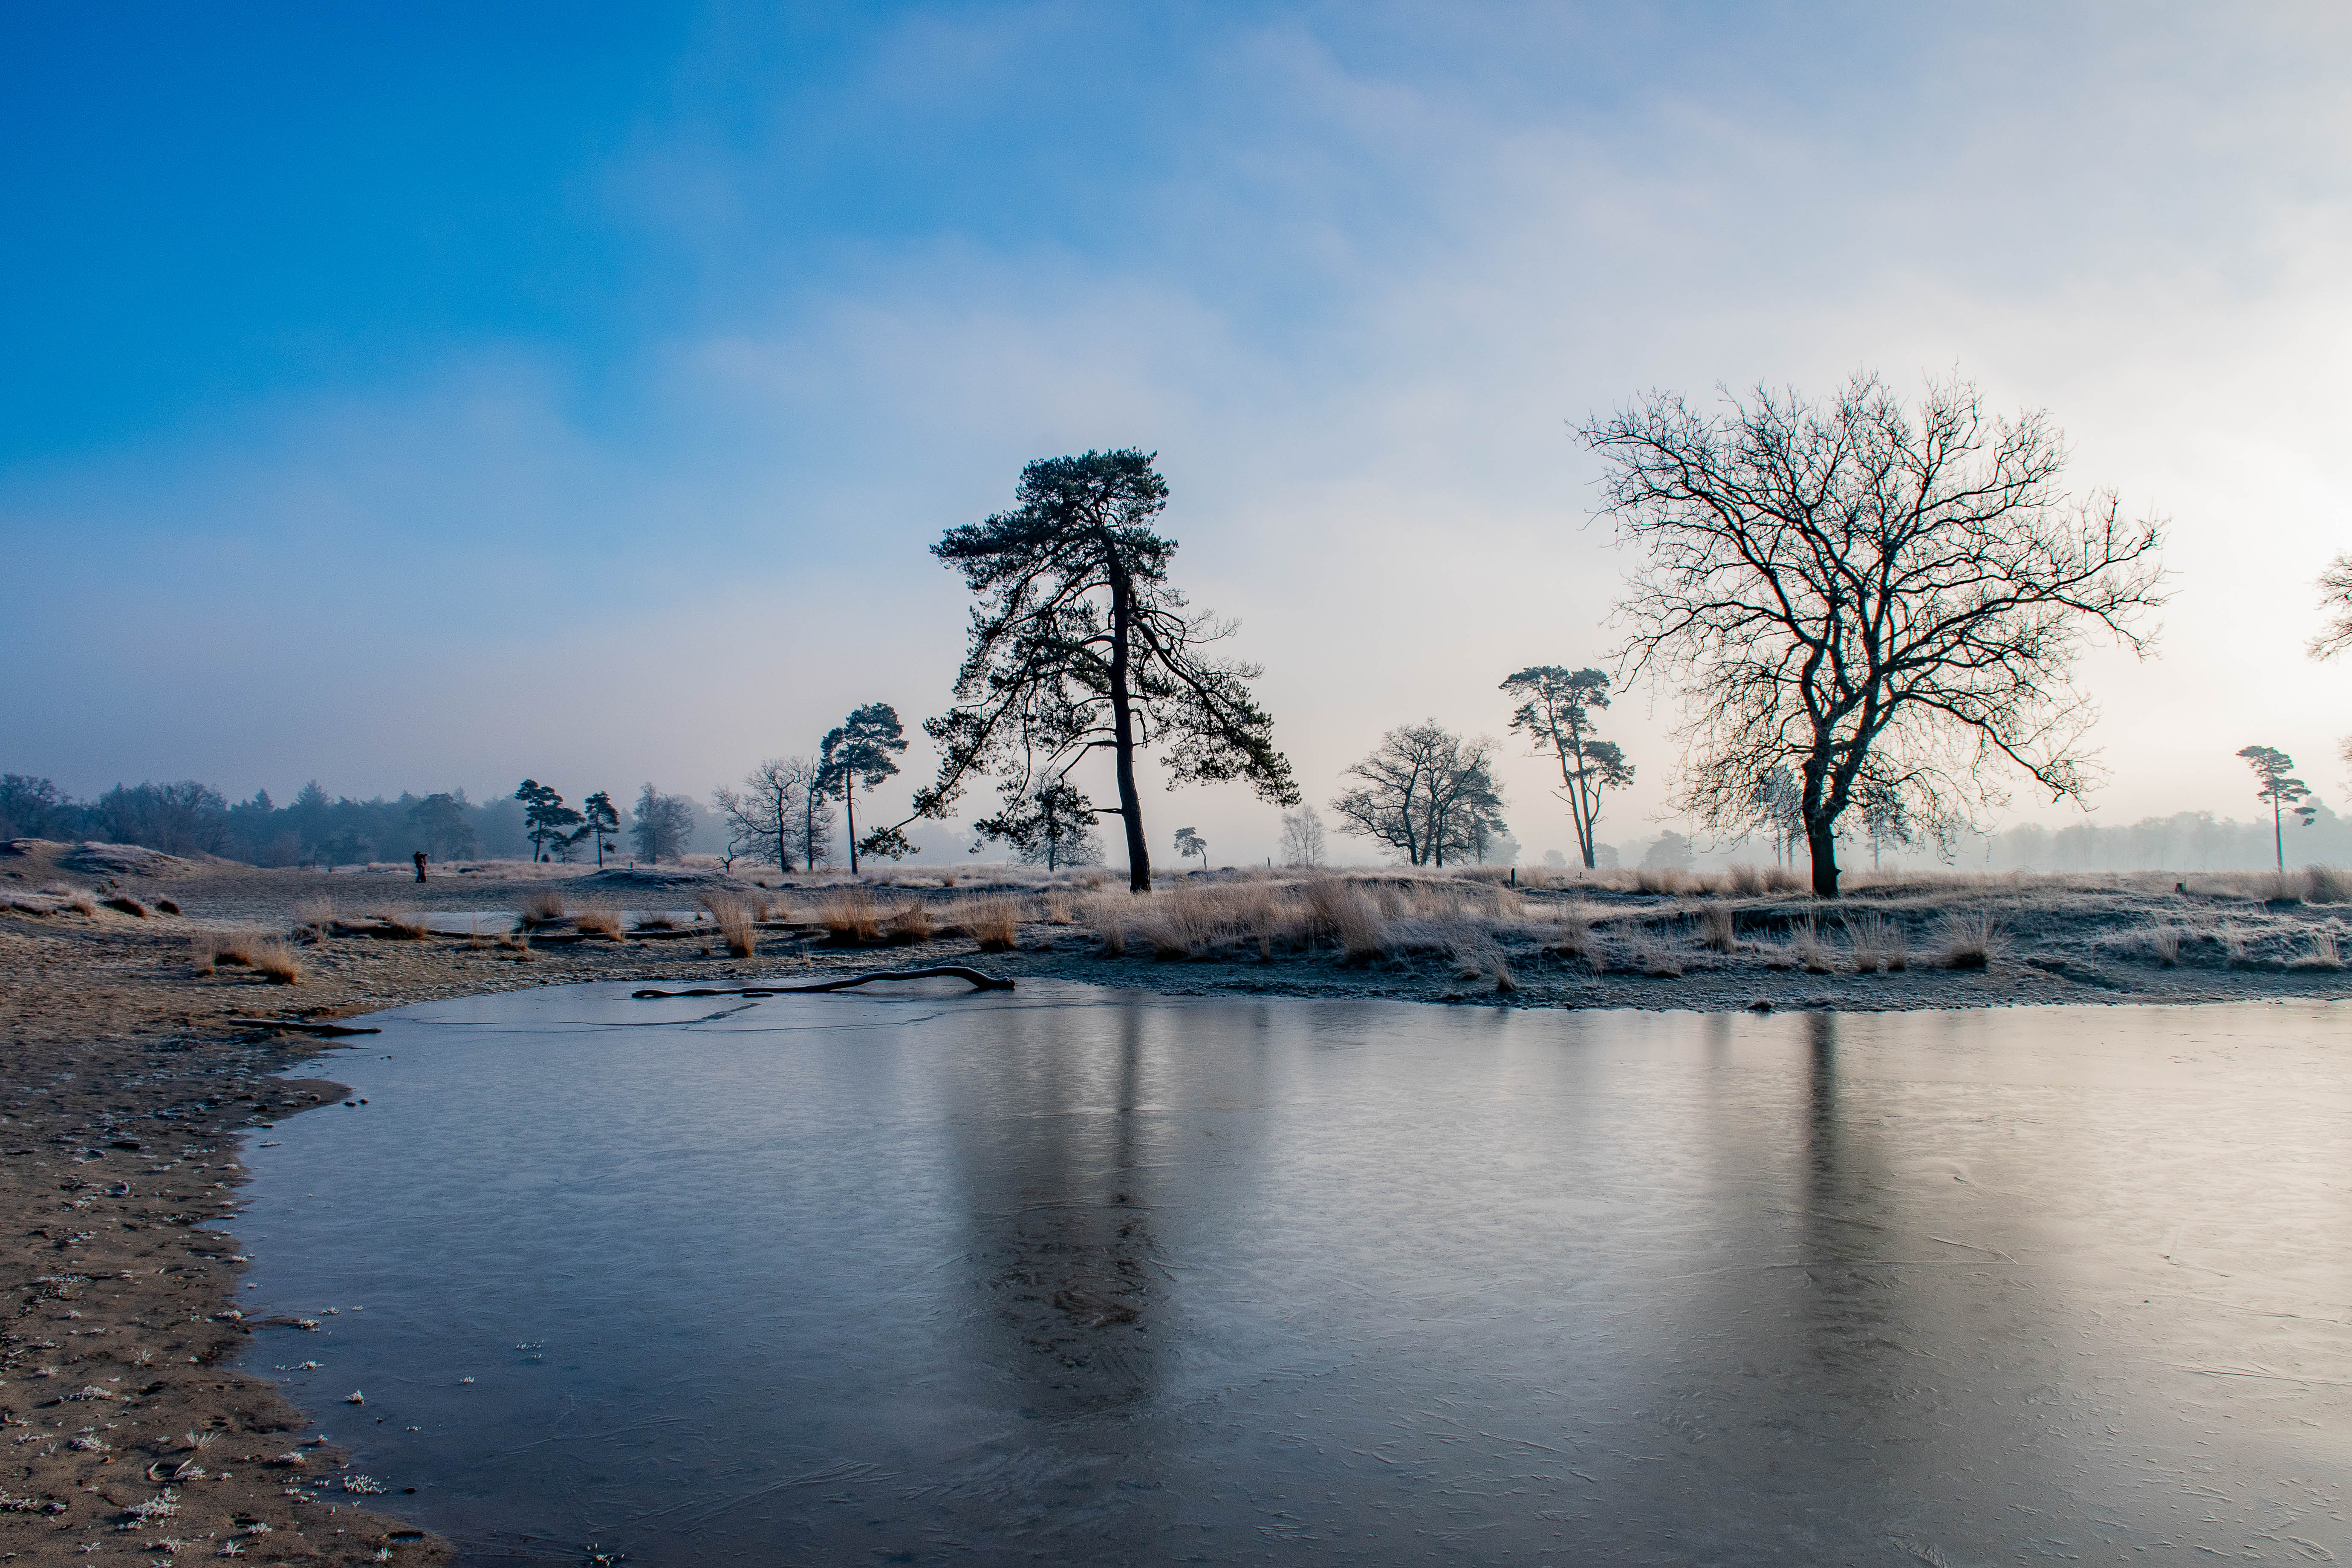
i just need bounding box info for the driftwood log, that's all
[631,966,1015,1000]
[227,1017,384,1037]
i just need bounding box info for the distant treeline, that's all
[1629,805,2352,876]
[0,774,717,867]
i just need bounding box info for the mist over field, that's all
[6,3,2349,873]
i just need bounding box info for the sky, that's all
[6,1,2351,867]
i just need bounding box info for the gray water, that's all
[226,985,2352,1564]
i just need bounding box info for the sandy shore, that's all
[4,842,2349,1562]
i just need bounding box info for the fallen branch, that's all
[631,966,1015,1000]
[227,1017,383,1037]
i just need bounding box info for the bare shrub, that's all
[248,941,302,985]
[883,903,932,945]
[957,896,1022,953]
[1938,912,2001,970]
[2288,927,2342,972]
[572,904,625,940]
[519,889,568,926]
[2306,866,2348,905]
[1700,904,1737,952]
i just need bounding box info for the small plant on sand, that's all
[1937,912,2001,970]
[248,941,302,985]
[1699,904,1737,953]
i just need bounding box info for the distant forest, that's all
[4,771,2348,876]
[0,775,717,867]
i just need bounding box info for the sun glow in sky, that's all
[7,3,2350,864]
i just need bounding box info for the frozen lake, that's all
[226,984,2352,1563]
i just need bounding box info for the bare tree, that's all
[907,449,1298,892]
[1277,804,1326,868]
[1330,722,1508,868]
[1500,666,1633,869]
[721,757,823,872]
[1584,372,2166,897]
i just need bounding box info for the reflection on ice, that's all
[229,985,2352,1564]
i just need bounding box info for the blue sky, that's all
[8,3,2351,862]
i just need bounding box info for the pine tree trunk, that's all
[1109,572,1151,892]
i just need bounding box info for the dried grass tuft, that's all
[519,889,568,926]
[248,941,302,985]
[1937,912,2001,970]
[1305,880,1387,964]
[1700,904,1737,952]
[2287,927,2343,972]
[66,891,98,917]
[1791,920,1835,974]
[957,895,1022,953]
[1633,932,1685,978]
[816,889,881,944]
[2306,866,2348,905]
[2144,923,2182,967]
[190,935,220,976]
[883,902,933,945]
[1843,915,1891,974]
[572,903,625,940]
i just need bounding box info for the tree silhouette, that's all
[821,703,909,874]
[909,449,1297,892]
[1587,372,2166,896]
[2237,745,2318,871]
[1173,826,1208,871]
[1500,666,1633,870]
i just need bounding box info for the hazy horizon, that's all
[8,3,2350,867]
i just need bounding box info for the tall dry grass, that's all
[572,903,625,940]
[955,895,1023,953]
[699,893,759,958]
[519,889,568,926]
[817,889,882,944]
